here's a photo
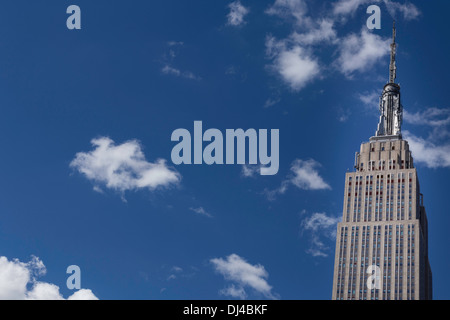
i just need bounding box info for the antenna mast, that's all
[389,21,397,84]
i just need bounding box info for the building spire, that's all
[373,20,403,139]
[389,20,397,84]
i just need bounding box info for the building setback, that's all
[331,23,432,300]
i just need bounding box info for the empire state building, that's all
[331,23,433,300]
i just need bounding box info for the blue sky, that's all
[1,0,450,300]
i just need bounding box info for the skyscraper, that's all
[331,23,433,300]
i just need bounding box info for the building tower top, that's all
[373,21,403,140]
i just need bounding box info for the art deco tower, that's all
[331,23,432,300]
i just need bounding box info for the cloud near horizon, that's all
[0,256,98,300]
[210,254,278,300]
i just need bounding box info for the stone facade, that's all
[331,138,432,300]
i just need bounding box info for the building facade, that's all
[331,24,432,300]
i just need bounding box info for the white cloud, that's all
[301,212,341,257]
[263,159,330,200]
[302,212,340,233]
[266,36,320,91]
[220,284,247,300]
[210,254,277,300]
[162,65,182,77]
[162,65,201,80]
[263,0,420,90]
[332,0,372,16]
[358,90,380,110]
[289,159,331,190]
[172,266,183,273]
[227,1,249,26]
[404,107,450,127]
[70,137,181,197]
[26,282,65,300]
[0,257,30,300]
[241,164,262,177]
[402,107,450,168]
[336,28,391,77]
[0,256,98,300]
[167,274,177,281]
[264,1,335,93]
[263,97,281,109]
[404,131,450,169]
[291,19,337,45]
[67,289,98,300]
[189,207,213,218]
[384,0,421,21]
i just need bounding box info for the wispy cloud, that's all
[332,0,369,17]
[403,106,450,168]
[227,1,249,26]
[358,90,380,111]
[263,97,281,109]
[300,212,341,257]
[167,41,184,47]
[266,0,310,26]
[165,265,196,282]
[211,254,278,300]
[0,256,98,300]
[70,137,181,198]
[332,0,420,21]
[263,0,417,91]
[189,207,213,218]
[289,159,331,190]
[337,107,352,122]
[161,42,201,80]
[384,0,421,20]
[335,28,390,77]
[219,284,247,300]
[264,159,330,200]
[404,107,450,127]
[404,130,450,169]
[241,164,266,177]
[290,19,337,46]
[167,274,176,281]
[172,266,183,273]
[162,65,201,80]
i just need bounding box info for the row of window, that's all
[335,224,417,300]
[359,159,411,172]
[345,173,415,222]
